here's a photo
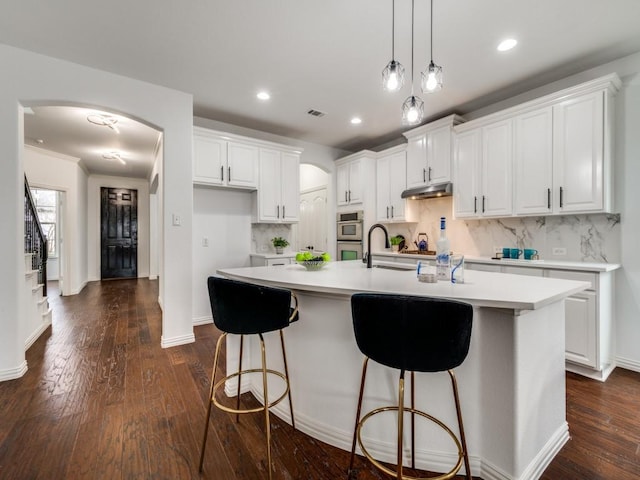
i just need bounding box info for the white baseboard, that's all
[0,360,28,382]
[193,315,213,326]
[64,280,88,296]
[24,318,52,350]
[615,356,640,373]
[161,332,195,348]
[565,361,616,382]
[515,422,569,480]
[149,275,158,280]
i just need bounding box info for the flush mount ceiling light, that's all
[402,0,424,126]
[256,91,270,100]
[497,38,518,52]
[102,151,126,165]
[350,117,362,125]
[382,0,405,92]
[421,0,443,93]
[87,114,120,133]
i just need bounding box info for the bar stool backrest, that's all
[208,277,292,335]
[351,294,473,372]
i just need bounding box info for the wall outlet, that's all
[202,237,209,247]
[172,214,181,226]
[552,247,567,256]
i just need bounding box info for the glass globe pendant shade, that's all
[421,60,443,93]
[402,95,424,126]
[382,60,405,92]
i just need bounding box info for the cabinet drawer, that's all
[502,266,544,277]
[547,270,597,290]
[266,257,292,266]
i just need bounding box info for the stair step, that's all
[37,296,48,306]
[32,283,44,294]
[25,269,39,277]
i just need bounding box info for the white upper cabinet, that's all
[403,115,464,191]
[514,107,554,215]
[193,127,258,189]
[253,148,301,223]
[375,147,417,223]
[455,73,620,219]
[453,120,512,218]
[336,152,372,206]
[553,91,607,213]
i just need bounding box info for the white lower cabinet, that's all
[563,292,597,368]
[250,254,295,267]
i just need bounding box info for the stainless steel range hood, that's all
[401,182,453,200]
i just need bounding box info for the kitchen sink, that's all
[372,264,415,271]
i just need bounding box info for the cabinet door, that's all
[336,163,350,206]
[482,120,513,217]
[564,293,597,368]
[193,135,225,185]
[553,91,604,212]
[280,152,300,222]
[258,149,281,222]
[347,159,363,205]
[514,107,553,215]
[453,129,481,218]
[376,156,391,221]
[227,142,258,188]
[428,125,452,185]
[388,152,407,220]
[406,133,427,189]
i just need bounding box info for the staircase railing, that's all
[24,175,48,296]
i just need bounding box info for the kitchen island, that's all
[216,260,589,480]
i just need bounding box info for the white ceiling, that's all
[3,0,640,178]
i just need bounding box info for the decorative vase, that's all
[275,246,283,254]
[391,245,399,252]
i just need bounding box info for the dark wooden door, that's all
[101,187,138,279]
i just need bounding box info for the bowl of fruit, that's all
[295,251,330,271]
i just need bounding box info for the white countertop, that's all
[218,260,589,311]
[372,251,621,272]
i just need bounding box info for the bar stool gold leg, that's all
[411,370,416,470]
[279,330,295,430]
[236,334,244,423]
[199,332,226,472]
[449,370,472,480]
[259,333,273,480]
[397,370,405,480]
[348,357,370,478]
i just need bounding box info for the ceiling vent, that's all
[307,109,326,118]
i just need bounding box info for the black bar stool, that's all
[348,294,473,480]
[199,276,298,479]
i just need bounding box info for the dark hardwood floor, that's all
[0,279,638,479]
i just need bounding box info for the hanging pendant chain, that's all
[410,0,415,94]
[391,0,395,60]
[430,0,434,61]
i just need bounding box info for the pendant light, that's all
[402,0,423,125]
[382,0,405,92]
[421,0,443,93]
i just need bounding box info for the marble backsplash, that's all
[251,223,294,254]
[387,197,621,263]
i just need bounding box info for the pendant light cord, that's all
[391,0,395,60]
[410,0,415,94]
[430,0,434,61]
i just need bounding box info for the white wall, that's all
[87,175,150,281]
[300,163,330,191]
[192,187,253,324]
[0,43,193,380]
[23,146,88,295]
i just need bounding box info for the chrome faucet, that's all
[366,223,391,268]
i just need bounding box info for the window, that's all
[31,189,58,257]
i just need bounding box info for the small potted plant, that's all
[271,237,289,254]
[390,236,403,252]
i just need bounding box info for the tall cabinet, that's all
[253,147,301,223]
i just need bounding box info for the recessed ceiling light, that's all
[35,139,44,144]
[257,91,270,100]
[497,38,518,52]
[350,117,362,125]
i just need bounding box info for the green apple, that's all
[295,252,306,262]
[321,252,330,262]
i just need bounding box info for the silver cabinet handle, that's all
[348,190,351,202]
[277,205,280,218]
[423,168,426,183]
[283,205,285,218]
[559,186,564,208]
[474,196,477,214]
[345,191,348,202]
[428,166,432,182]
[482,195,486,213]
[391,205,394,218]
[220,165,224,181]
[547,188,551,209]
[386,206,389,218]
[228,166,231,182]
